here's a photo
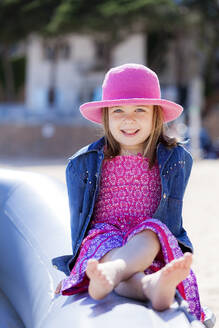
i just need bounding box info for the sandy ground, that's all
[1,158,219,326]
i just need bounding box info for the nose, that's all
[123,112,136,122]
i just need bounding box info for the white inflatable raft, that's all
[0,169,215,328]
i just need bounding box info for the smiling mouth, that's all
[121,129,140,136]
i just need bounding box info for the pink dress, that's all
[60,155,203,321]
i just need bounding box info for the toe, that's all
[185,253,192,264]
[87,259,98,271]
[88,259,98,266]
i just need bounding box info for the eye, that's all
[112,108,123,113]
[135,107,146,112]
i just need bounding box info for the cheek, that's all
[108,121,118,138]
[141,119,153,135]
[108,120,114,132]
[109,118,119,131]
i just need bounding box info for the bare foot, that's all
[86,258,126,300]
[142,252,192,311]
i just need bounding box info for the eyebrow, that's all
[111,105,151,109]
[135,105,152,108]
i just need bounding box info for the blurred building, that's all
[24,31,206,121]
[0,31,218,158]
[25,33,145,117]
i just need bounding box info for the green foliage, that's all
[180,0,219,98]
[0,0,60,43]
[46,0,181,35]
[1,0,219,100]
[98,0,176,16]
[0,0,218,43]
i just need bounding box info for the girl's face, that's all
[108,104,154,154]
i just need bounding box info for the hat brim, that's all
[80,98,183,124]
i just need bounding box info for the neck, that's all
[120,148,143,156]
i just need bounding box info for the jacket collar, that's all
[68,137,105,161]
[70,136,175,171]
[88,136,106,152]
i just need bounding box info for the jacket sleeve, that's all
[66,161,75,219]
[176,145,194,253]
[180,145,193,198]
[50,161,78,276]
[65,160,84,245]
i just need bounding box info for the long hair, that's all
[102,105,178,169]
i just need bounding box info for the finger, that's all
[54,282,62,294]
[55,288,61,294]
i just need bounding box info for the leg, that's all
[114,272,147,301]
[86,229,160,300]
[115,252,193,311]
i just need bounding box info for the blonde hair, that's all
[102,105,177,169]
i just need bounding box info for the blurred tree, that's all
[2,0,218,109]
[180,0,219,114]
[45,0,184,68]
[0,0,59,101]
[0,0,183,103]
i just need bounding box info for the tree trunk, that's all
[1,44,15,102]
[103,37,114,70]
[48,41,59,109]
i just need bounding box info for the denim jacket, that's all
[52,137,193,276]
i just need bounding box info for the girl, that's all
[53,64,204,321]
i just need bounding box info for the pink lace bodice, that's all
[92,155,161,227]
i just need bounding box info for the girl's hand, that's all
[55,280,63,294]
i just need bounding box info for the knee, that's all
[99,247,120,263]
[140,229,160,253]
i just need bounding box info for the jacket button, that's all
[53,265,58,270]
[163,193,167,199]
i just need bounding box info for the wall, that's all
[0,123,102,159]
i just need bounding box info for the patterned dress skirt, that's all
[60,155,204,321]
[61,218,204,321]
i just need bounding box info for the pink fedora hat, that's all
[80,63,183,123]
